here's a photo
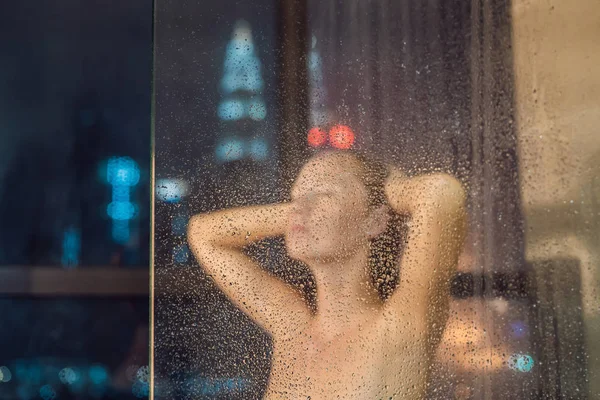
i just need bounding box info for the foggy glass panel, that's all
[153,0,599,399]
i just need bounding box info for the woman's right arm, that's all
[187,203,311,335]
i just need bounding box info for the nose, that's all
[290,197,312,219]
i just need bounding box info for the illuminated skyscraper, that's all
[216,20,269,163]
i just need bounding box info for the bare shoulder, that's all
[408,173,465,204]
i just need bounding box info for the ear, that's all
[366,205,390,239]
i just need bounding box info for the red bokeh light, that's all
[307,127,327,147]
[329,125,355,149]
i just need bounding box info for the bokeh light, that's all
[39,385,56,400]
[182,376,249,397]
[88,365,109,385]
[510,320,528,338]
[112,220,130,243]
[217,99,245,121]
[132,380,150,398]
[307,127,327,147]
[215,137,245,163]
[171,215,189,236]
[155,178,190,203]
[61,227,80,268]
[106,157,140,187]
[436,300,509,373]
[136,366,149,384]
[508,353,534,372]
[247,98,267,120]
[248,137,269,161]
[173,245,190,264]
[0,366,11,383]
[103,156,140,243]
[328,124,355,149]
[59,367,79,385]
[131,365,150,398]
[107,201,137,221]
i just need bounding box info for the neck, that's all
[308,244,382,330]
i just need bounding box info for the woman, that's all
[187,150,466,399]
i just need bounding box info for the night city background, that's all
[0,0,595,399]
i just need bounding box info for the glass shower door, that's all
[152,0,600,398]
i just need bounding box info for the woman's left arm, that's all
[384,169,467,337]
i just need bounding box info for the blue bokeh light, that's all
[215,137,245,163]
[102,156,140,244]
[39,385,56,400]
[247,98,267,121]
[88,365,109,385]
[59,367,79,385]
[171,215,188,236]
[106,157,140,187]
[173,245,190,264]
[132,380,149,398]
[510,321,528,338]
[61,227,80,268]
[112,220,130,244]
[0,366,12,383]
[107,202,137,221]
[248,137,268,161]
[155,178,189,203]
[217,99,245,121]
[183,376,249,397]
[508,353,534,373]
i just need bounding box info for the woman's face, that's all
[286,153,372,263]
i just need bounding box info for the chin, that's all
[287,244,339,265]
[285,239,319,262]
[286,241,310,261]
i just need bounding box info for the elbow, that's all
[186,214,212,246]
[429,174,466,213]
[187,214,219,265]
[443,176,466,211]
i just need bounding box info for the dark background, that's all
[0,1,151,399]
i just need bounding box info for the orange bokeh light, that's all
[307,127,327,147]
[329,124,355,149]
